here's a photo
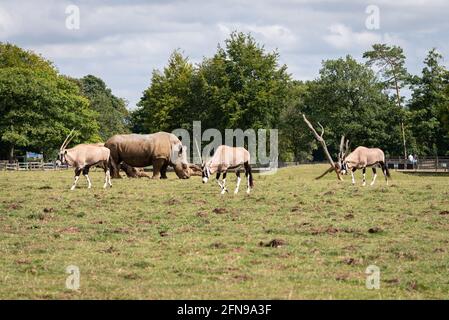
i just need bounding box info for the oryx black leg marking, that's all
[71,168,83,190]
[216,172,223,190]
[82,166,92,189]
[221,171,228,194]
[379,161,389,185]
[234,170,241,194]
[370,167,377,186]
[351,167,356,184]
[103,161,112,188]
[362,167,366,186]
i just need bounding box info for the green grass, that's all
[0,165,448,299]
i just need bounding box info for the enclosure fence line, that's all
[0,161,69,171]
[1,157,448,172]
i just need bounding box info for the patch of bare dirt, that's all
[439,211,449,215]
[211,242,226,249]
[311,226,340,235]
[213,208,227,214]
[342,257,362,265]
[101,246,118,253]
[368,227,382,234]
[159,231,170,237]
[166,198,180,206]
[344,213,354,219]
[335,274,349,281]
[8,203,22,210]
[43,207,54,213]
[259,239,287,248]
[113,228,130,234]
[385,278,400,285]
[196,211,208,218]
[291,206,301,213]
[233,274,252,282]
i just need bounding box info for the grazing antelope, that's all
[200,145,254,194]
[338,138,390,186]
[58,129,112,190]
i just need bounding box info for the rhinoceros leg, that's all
[160,162,169,179]
[109,156,122,179]
[152,158,165,179]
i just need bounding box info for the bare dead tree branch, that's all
[303,114,343,181]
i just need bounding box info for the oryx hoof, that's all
[234,189,239,194]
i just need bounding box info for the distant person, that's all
[408,154,414,163]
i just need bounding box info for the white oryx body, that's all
[340,146,390,186]
[59,130,112,190]
[202,145,254,194]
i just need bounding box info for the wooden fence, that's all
[0,161,69,171]
[386,156,449,172]
[0,158,447,173]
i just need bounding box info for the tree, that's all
[408,49,449,155]
[77,75,130,141]
[134,50,195,133]
[197,32,291,131]
[132,32,291,136]
[278,81,316,161]
[363,44,410,158]
[302,55,402,159]
[0,43,99,161]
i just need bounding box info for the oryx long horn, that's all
[61,128,75,150]
[194,139,203,165]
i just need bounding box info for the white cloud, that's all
[0,0,447,108]
[0,7,16,37]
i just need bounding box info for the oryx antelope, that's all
[200,145,254,194]
[58,129,112,190]
[338,137,390,186]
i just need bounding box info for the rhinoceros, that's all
[105,132,191,179]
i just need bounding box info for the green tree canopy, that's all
[132,32,291,135]
[302,55,402,159]
[77,75,130,141]
[408,49,449,155]
[0,43,99,160]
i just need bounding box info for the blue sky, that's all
[1,0,448,108]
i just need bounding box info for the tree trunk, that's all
[8,145,15,163]
[394,78,407,160]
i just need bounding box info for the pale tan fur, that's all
[344,146,385,169]
[343,146,390,186]
[61,143,112,190]
[203,145,253,194]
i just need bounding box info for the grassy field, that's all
[0,164,448,299]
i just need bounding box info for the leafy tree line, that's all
[0,43,129,161]
[131,32,449,161]
[1,33,448,162]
